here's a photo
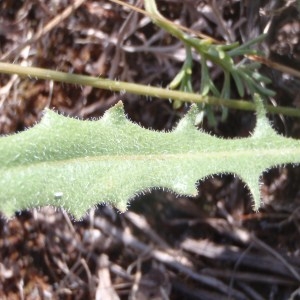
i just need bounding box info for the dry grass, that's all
[0,0,300,299]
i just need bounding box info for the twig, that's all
[252,235,300,282]
[0,0,86,61]
[109,0,219,42]
[96,254,120,300]
[249,55,300,79]
[94,217,247,299]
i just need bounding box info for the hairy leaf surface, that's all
[0,98,299,218]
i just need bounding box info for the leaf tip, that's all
[252,94,277,137]
[115,199,129,213]
[101,100,128,125]
[115,100,124,108]
[175,104,199,132]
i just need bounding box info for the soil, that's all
[0,0,300,299]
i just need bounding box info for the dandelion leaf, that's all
[0,95,299,218]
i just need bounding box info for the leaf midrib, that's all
[4,146,299,172]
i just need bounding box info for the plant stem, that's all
[0,62,299,117]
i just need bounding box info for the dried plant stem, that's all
[0,0,86,61]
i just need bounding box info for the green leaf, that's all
[0,97,299,219]
[169,69,185,89]
[231,70,245,97]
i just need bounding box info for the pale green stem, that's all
[143,0,228,67]
[0,62,300,117]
